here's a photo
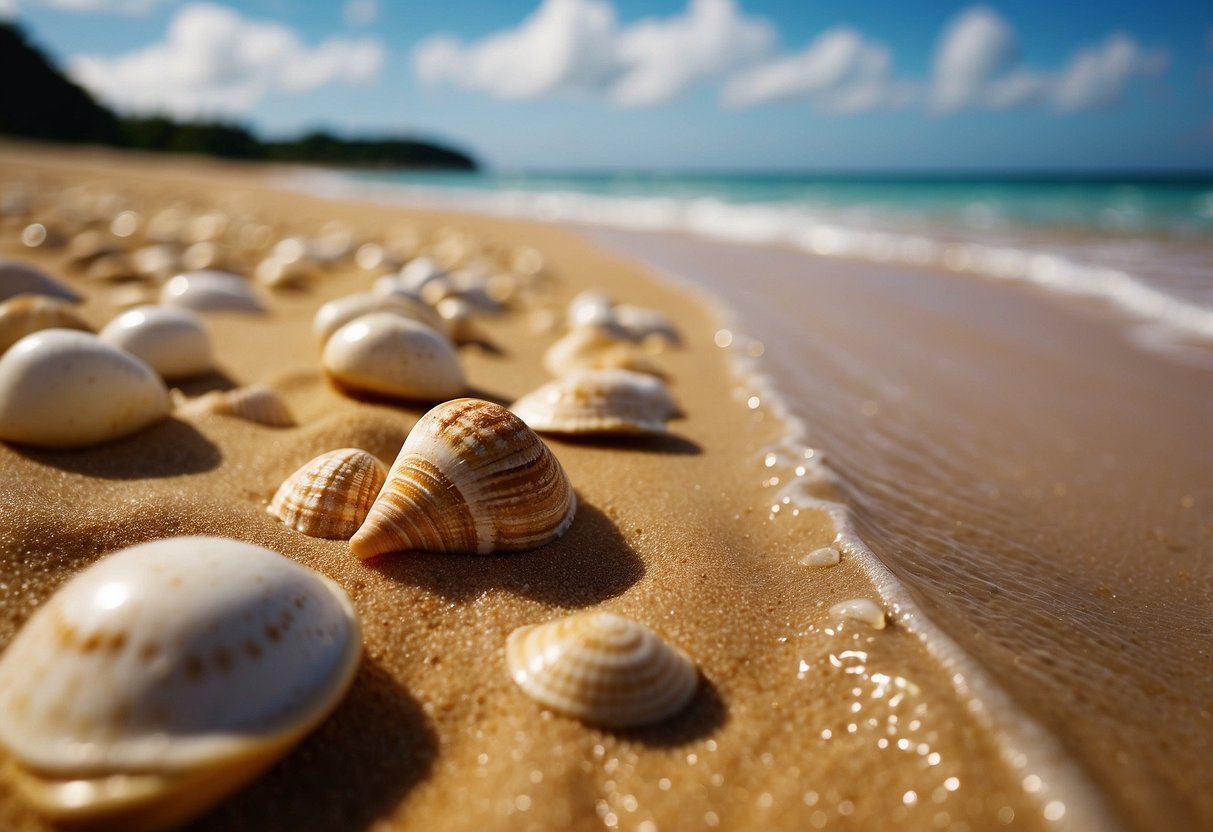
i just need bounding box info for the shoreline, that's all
[1,145,1206,830]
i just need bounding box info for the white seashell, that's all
[0,536,361,829]
[160,270,265,314]
[99,306,215,381]
[0,330,170,448]
[0,260,81,304]
[0,296,92,354]
[323,313,464,402]
[350,398,576,558]
[269,448,387,540]
[829,598,886,630]
[178,385,296,428]
[567,290,615,328]
[312,292,446,347]
[66,230,122,265]
[506,611,698,728]
[130,244,183,280]
[372,274,423,302]
[512,369,681,436]
[612,304,682,346]
[799,546,840,568]
[254,256,316,289]
[395,256,446,293]
[543,325,665,379]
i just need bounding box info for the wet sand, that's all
[0,143,1199,830]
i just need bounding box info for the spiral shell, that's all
[312,292,446,346]
[0,260,80,304]
[178,385,296,428]
[99,305,215,381]
[349,399,576,558]
[0,536,362,830]
[512,369,681,436]
[506,612,698,728]
[323,313,465,402]
[543,325,665,379]
[0,296,92,354]
[269,448,387,539]
[160,270,266,314]
[0,330,170,448]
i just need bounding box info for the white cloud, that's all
[0,0,17,20]
[721,26,914,112]
[412,0,775,107]
[41,0,167,13]
[930,6,1017,113]
[68,3,384,119]
[343,0,377,28]
[1052,33,1166,111]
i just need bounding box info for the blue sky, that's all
[5,0,1212,171]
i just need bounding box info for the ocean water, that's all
[311,170,1213,348]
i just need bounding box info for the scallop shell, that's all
[323,313,465,402]
[312,292,447,346]
[506,611,698,728]
[178,385,296,428]
[543,325,665,379]
[0,296,92,354]
[0,260,81,304]
[349,398,576,558]
[99,306,215,381]
[269,448,387,539]
[512,369,681,436]
[0,330,170,448]
[0,536,361,830]
[612,304,682,346]
[160,270,266,314]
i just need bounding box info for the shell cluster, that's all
[0,536,362,830]
[512,368,682,436]
[269,448,387,539]
[350,398,576,558]
[506,612,699,728]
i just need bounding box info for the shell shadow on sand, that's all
[365,500,644,607]
[8,417,222,479]
[546,431,702,456]
[614,676,727,747]
[171,369,239,397]
[194,659,436,832]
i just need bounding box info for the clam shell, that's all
[178,385,296,428]
[0,330,170,448]
[269,448,387,539]
[0,296,92,354]
[323,312,464,402]
[160,270,266,314]
[312,292,447,346]
[0,260,81,304]
[512,369,681,436]
[567,290,615,328]
[99,306,215,381]
[0,536,361,829]
[506,611,698,728]
[349,398,576,558]
[543,325,665,379]
[612,304,682,346]
[395,256,446,293]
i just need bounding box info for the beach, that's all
[0,144,1208,832]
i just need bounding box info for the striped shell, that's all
[98,306,215,381]
[506,612,698,728]
[269,449,387,539]
[0,296,92,354]
[312,291,446,346]
[543,325,665,379]
[323,313,464,402]
[0,536,361,830]
[512,369,681,436]
[178,385,296,428]
[349,399,576,558]
[160,271,265,314]
[0,260,80,304]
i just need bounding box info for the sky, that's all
[4,0,1212,171]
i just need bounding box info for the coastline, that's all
[0,145,1206,830]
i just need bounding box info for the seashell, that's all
[506,611,698,728]
[567,290,615,328]
[182,241,232,273]
[0,260,81,304]
[543,325,666,379]
[0,330,169,448]
[269,448,387,539]
[435,296,494,348]
[178,385,296,428]
[84,252,138,283]
[0,536,361,830]
[829,598,886,630]
[0,296,92,354]
[395,256,446,294]
[354,242,398,275]
[99,305,215,381]
[313,292,446,347]
[323,313,464,402]
[372,274,423,302]
[349,398,576,558]
[66,229,122,265]
[512,369,681,436]
[254,256,315,290]
[130,244,183,280]
[800,546,840,568]
[160,270,266,314]
[612,304,682,346]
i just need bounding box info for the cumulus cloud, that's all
[721,26,914,112]
[68,3,384,119]
[1052,33,1167,111]
[412,0,775,107]
[42,0,167,13]
[343,0,377,28]
[930,6,1017,112]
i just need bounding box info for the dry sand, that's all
[0,144,1129,831]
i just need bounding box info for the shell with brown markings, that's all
[0,296,92,353]
[512,369,681,436]
[269,448,387,539]
[349,399,576,558]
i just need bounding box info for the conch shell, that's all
[269,448,387,539]
[349,399,576,558]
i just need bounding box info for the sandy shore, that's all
[0,143,1188,831]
